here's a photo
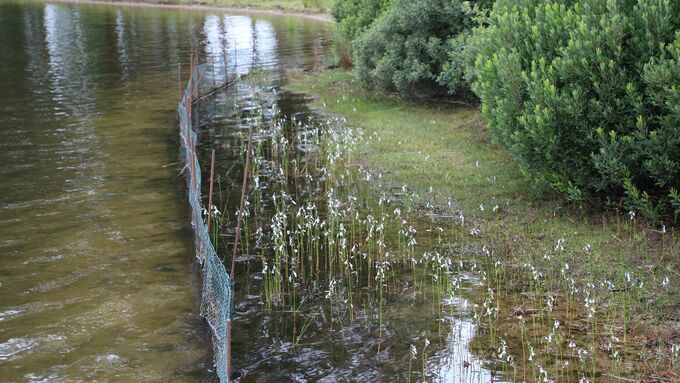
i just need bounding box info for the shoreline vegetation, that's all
[285,68,680,309]
[41,0,333,22]
[284,69,679,378]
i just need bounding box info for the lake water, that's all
[0,2,329,381]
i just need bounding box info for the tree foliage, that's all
[470,0,680,220]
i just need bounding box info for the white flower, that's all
[497,340,508,359]
[210,205,221,216]
[561,263,570,275]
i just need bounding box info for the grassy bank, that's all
[286,70,679,323]
[108,0,331,13]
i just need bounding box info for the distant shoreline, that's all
[42,0,333,23]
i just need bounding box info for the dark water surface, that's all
[0,2,329,381]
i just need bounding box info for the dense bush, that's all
[331,0,391,67]
[352,0,489,95]
[469,0,680,221]
[332,0,390,42]
[437,0,495,95]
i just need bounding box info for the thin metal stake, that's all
[230,128,253,274]
[207,150,216,232]
[189,133,197,192]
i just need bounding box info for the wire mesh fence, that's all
[178,58,235,383]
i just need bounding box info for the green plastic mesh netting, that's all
[178,63,233,383]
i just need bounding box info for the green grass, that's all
[285,69,679,322]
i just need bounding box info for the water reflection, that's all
[253,20,278,69]
[44,4,96,118]
[115,10,131,79]
[201,14,284,80]
[226,16,255,76]
[428,296,495,382]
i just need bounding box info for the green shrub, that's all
[470,0,680,221]
[331,0,390,68]
[437,0,495,96]
[332,0,390,42]
[352,0,488,95]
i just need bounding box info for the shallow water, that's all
[192,72,502,382]
[0,2,329,381]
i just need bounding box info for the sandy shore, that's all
[42,0,333,23]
